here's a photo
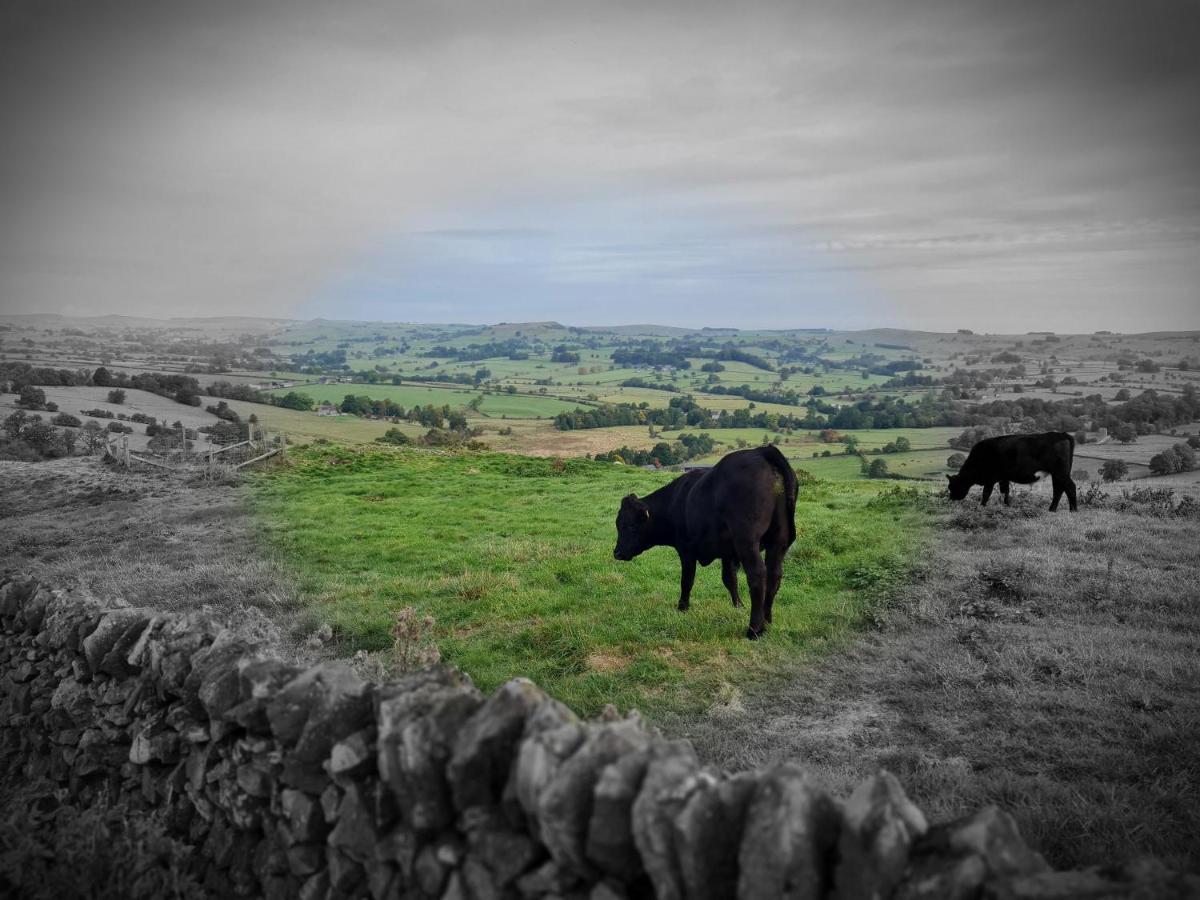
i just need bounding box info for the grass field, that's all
[253,446,929,717]
[264,382,581,418]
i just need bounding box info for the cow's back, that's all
[964,432,1073,483]
[678,448,795,556]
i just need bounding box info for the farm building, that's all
[317,402,338,416]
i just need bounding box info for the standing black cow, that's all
[947,431,1078,511]
[612,445,798,639]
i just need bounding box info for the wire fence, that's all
[102,423,287,475]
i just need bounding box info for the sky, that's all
[1,0,1198,332]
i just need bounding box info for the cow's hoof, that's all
[732,599,743,608]
[677,603,689,613]
[746,625,764,640]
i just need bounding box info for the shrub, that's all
[106,421,134,434]
[16,385,46,409]
[1100,459,1128,482]
[80,408,115,419]
[374,427,411,446]
[947,452,966,470]
[107,388,126,404]
[51,413,82,428]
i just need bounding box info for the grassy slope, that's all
[253,446,926,717]
[672,492,1200,874]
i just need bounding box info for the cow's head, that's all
[946,473,970,501]
[613,493,653,561]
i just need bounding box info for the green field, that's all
[254,446,931,716]
[265,382,582,418]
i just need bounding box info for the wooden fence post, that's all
[122,436,129,468]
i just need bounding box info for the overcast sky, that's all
[1,0,1197,331]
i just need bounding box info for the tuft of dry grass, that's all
[669,490,1200,874]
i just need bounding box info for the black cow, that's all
[612,445,798,639]
[947,431,1077,511]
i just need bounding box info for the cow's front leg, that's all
[980,483,994,506]
[677,552,697,612]
[721,557,743,608]
[1000,481,1011,506]
[736,542,768,639]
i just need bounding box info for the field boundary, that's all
[102,423,287,474]
[2,572,1196,899]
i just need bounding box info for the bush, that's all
[867,458,890,478]
[16,385,46,409]
[375,427,411,446]
[80,408,115,419]
[1100,459,1128,482]
[947,452,966,470]
[106,421,134,434]
[107,388,126,404]
[51,413,82,428]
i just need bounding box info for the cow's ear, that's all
[621,493,638,508]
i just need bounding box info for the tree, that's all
[52,412,82,427]
[17,385,46,409]
[278,392,314,411]
[81,420,105,453]
[3,409,29,440]
[375,427,411,445]
[61,427,79,455]
[21,419,58,455]
[1148,451,1177,476]
[947,452,966,470]
[107,388,126,404]
[92,366,113,387]
[893,436,911,452]
[1113,424,1137,443]
[1100,459,1128,482]
[867,458,890,478]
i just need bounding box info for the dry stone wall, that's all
[1,573,1196,900]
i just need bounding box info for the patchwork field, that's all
[265,382,583,418]
[253,446,928,717]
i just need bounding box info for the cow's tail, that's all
[1065,431,1076,475]
[762,444,799,545]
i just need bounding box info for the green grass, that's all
[264,382,581,418]
[253,446,931,717]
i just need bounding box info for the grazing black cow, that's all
[612,445,798,639]
[947,431,1077,511]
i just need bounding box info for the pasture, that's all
[264,382,582,418]
[253,446,928,717]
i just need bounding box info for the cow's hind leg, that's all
[721,557,743,608]
[1049,476,1068,512]
[980,482,994,506]
[677,552,697,612]
[764,544,785,625]
[736,541,768,639]
[1000,481,1011,506]
[1056,476,1078,512]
